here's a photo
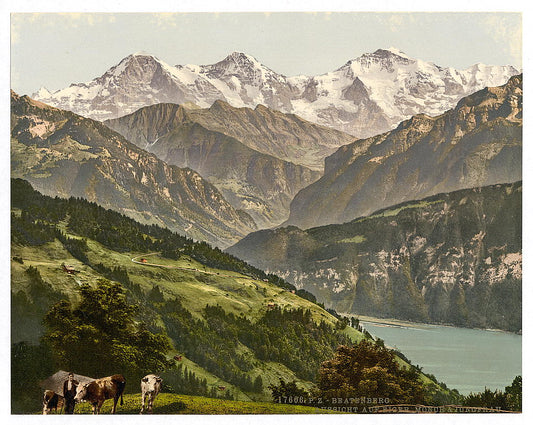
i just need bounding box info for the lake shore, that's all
[347,314,518,334]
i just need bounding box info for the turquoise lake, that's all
[359,318,522,395]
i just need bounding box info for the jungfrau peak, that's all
[33,48,519,138]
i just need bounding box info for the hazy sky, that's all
[11,11,522,96]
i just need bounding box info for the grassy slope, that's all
[12,215,455,403]
[45,393,333,414]
[11,235,342,401]
[11,240,340,326]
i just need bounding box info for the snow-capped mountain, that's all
[33,48,520,138]
[301,48,520,136]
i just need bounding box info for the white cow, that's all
[140,374,162,414]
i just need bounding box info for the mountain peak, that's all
[214,51,266,72]
[364,47,412,62]
[12,90,56,111]
[102,52,169,81]
[34,86,52,98]
[126,51,168,64]
[224,51,259,62]
[338,47,415,74]
[204,51,277,83]
[132,50,152,57]
[120,51,164,66]
[380,47,409,57]
[209,99,234,111]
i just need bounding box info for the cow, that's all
[42,390,62,414]
[140,374,162,414]
[74,374,126,414]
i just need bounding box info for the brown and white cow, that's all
[42,390,62,414]
[140,374,162,414]
[74,374,126,414]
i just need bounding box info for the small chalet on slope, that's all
[61,263,80,275]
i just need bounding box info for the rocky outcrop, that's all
[227,182,522,332]
[10,91,256,248]
[286,75,522,229]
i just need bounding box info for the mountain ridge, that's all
[104,100,358,228]
[104,99,355,171]
[33,48,520,138]
[227,181,522,332]
[284,74,522,229]
[10,91,257,248]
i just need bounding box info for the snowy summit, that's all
[33,48,520,138]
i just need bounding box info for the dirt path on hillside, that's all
[130,253,247,279]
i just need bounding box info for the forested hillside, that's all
[11,178,456,413]
[229,182,522,332]
[10,178,353,411]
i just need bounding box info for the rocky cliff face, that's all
[183,100,356,171]
[104,101,352,227]
[10,91,256,248]
[227,182,522,332]
[33,49,519,138]
[286,75,522,229]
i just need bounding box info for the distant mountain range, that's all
[228,182,522,332]
[285,74,522,229]
[10,91,256,248]
[104,101,353,227]
[32,48,520,138]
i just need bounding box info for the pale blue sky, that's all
[11,12,522,96]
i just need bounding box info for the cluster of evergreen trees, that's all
[11,211,57,246]
[12,209,90,266]
[90,263,144,300]
[163,364,228,399]
[11,266,65,343]
[157,296,348,389]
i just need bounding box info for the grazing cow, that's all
[140,374,162,414]
[74,374,126,414]
[42,390,62,414]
